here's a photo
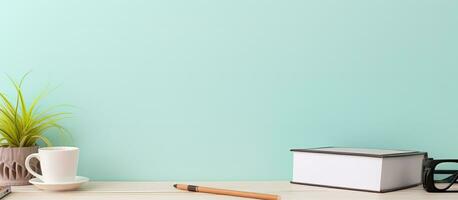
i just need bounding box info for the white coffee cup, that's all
[25,146,79,183]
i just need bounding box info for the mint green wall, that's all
[1,0,458,181]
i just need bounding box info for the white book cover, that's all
[291,147,426,192]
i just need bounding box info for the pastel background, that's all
[1,0,458,181]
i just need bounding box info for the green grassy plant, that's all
[0,74,70,147]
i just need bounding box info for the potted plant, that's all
[0,74,70,186]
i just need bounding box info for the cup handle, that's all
[25,153,43,180]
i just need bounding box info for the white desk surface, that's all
[7,181,458,200]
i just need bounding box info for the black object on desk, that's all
[423,158,458,192]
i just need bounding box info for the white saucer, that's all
[29,176,89,191]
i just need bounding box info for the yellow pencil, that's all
[174,184,280,200]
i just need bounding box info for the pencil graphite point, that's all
[173,184,177,188]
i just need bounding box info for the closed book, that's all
[291,147,427,193]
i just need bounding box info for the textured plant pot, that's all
[0,146,40,186]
